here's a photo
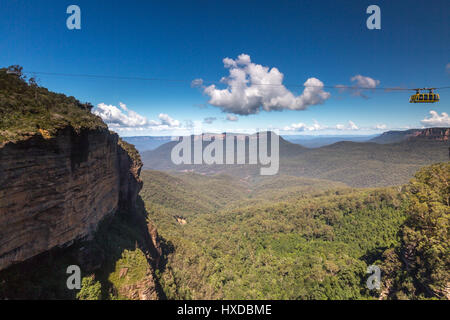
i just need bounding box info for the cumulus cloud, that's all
[284,120,362,132]
[203,117,217,124]
[420,110,450,127]
[226,114,238,121]
[350,75,380,89]
[335,120,359,130]
[93,102,150,127]
[337,75,380,98]
[347,120,359,130]
[283,120,326,132]
[374,124,387,130]
[118,102,128,111]
[158,113,180,127]
[194,54,330,115]
[92,102,181,132]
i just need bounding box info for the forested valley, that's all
[140,163,449,300]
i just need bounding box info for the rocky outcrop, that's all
[0,127,143,271]
[410,127,449,141]
[371,127,450,144]
[119,271,159,300]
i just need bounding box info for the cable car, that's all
[409,88,440,103]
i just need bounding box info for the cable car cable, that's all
[21,70,450,91]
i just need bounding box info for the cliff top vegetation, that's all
[0,65,106,144]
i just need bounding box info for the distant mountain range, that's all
[140,128,449,188]
[124,134,378,152]
[122,136,173,152]
[284,135,377,148]
[124,128,449,153]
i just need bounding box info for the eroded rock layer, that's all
[0,127,142,271]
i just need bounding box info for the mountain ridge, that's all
[370,127,449,144]
[141,129,449,187]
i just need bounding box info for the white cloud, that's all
[226,114,238,121]
[281,120,399,133]
[283,120,326,132]
[338,75,380,98]
[92,102,181,132]
[283,123,303,131]
[350,75,380,89]
[158,113,180,127]
[195,54,330,115]
[118,102,128,111]
[347,120,359,130]
[93,102,149,127]
[420,110,450,127]
[335,120,359,130]
[284,120,362,132]
[374,124,387,130]
[203,117,217,124]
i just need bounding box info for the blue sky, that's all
[1,0,449,136]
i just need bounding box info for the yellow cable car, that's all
[409,88,440,103]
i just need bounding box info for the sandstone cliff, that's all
[0,127,144,271]
[410,127,449,141]
[0,67,157,281]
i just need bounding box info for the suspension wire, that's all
[22,70,450,91]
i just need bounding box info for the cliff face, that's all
[371,127,450,144]
[410,127,449,141]
[117,139,143,214]
[0,127,143,271]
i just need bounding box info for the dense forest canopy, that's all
[141,162,449,300]
[380,162,449,299]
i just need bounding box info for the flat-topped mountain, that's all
[370,127,450,144]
